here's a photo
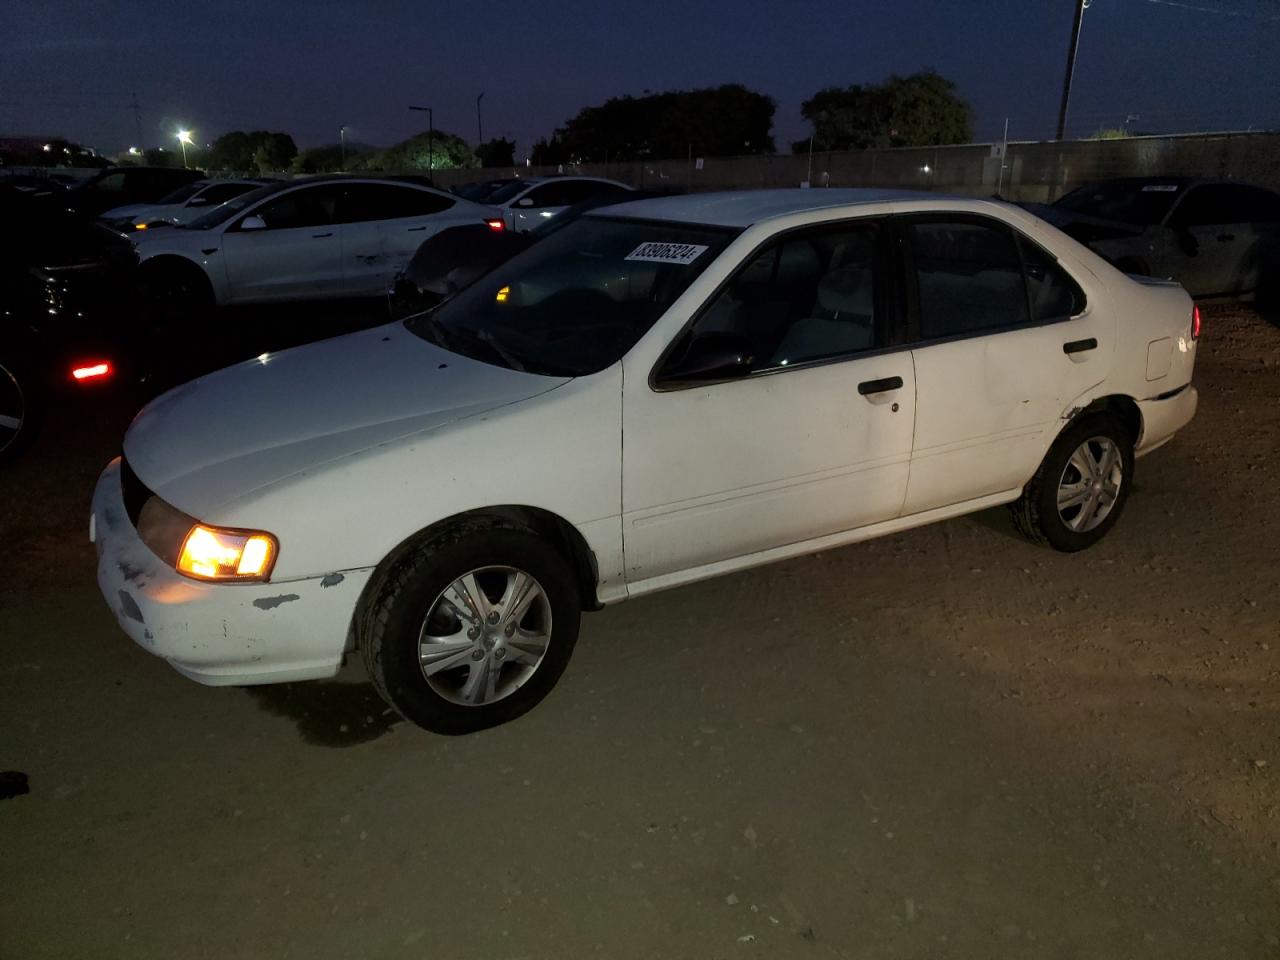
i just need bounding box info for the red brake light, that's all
[71,361,112,382]
[1191,304,1201,340]
[484,218,505,233]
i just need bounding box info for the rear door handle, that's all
[407,225,427,232]
[1063,338,1097,355]
[857,375,904,395]
[312,231,333,238]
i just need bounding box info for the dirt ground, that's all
[1,303,1278,959]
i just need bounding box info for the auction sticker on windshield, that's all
[625,242,709,265]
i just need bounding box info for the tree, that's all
[293,145,347,174]
[476,137,516,168]
[529,136,569,166]
[208,130,297,172]
[143,146,181,167]
[348,130,478,172]
[546,84,776,163]
[794,71,973,152]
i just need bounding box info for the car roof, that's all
[593,188,952,228]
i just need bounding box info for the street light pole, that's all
[340,125,347,167]
[176,129,193,168]
[476,92,485,146]
[409,105,433,173]
[1055,0,1089,141]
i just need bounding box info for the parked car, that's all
[1027,177,1280,298]
[388,191,665,318]
[91,189,1198,733]
[131,175,502,311]
[0,185,143,461]
[483,176,634,231]
[100,178,271,232]
[62,166,206,218]
[0,172,70,199]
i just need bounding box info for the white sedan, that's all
[99,178,268,231]
[483,176,633,231]
[91,189,1199,733]
[130,175,502,307]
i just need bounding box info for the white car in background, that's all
[92,189,1198,734]
[100,179,269,231]
[484,175,633,231]
[130,175,502,308]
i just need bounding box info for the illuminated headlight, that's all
[178,526,277,580]
[136,495,277,582]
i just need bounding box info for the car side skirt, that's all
[623,488,1022,600]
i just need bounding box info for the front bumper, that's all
[91,458,373,686]
[1136,384,1198,457]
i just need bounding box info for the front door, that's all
[221,185,343,302]
[901,215,1114,515]
[622,220,916,586]
[337,183,465,296]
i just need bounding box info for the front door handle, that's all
[1217,233,1235,242]
[1063,338,1097,355]
[857,375,904,395]
[312,231,333,238]
[407,225,427,232]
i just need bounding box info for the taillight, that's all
[1191,304,1201,340]
[71,361,112,382]
[484,218,505,233]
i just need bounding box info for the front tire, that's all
[1011,413,1135,552]
[0,351,40,464]
[361,520,581,734]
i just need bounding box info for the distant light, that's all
[177,129,193,145]
[71,362,112,382]
[128,146,141,156]
[920,164,932,174]
[42,144,51,152]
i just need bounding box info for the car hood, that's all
[101,203,159,221]
[124,321,570,517]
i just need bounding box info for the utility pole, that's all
[1055,0,1089,140]
[129,92,144,149]
[476,92,485,146]
[409,105,433,174]
[340,125,347,166]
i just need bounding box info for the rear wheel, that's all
[361,520,581,734]
[0,352,40,463]
[1011,413,1135,552]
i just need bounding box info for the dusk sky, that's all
[2,0,1277,157]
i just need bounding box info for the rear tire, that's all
[361,519,581,734]
[1011,413,1135,552]
[0,351,41,464]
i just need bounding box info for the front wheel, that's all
[0,352,40,464]
[361,521,581,734]
[1011,413,1135,552]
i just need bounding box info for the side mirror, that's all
[516,197,535,208]
[656,332,755,386]
[239,214,267,231]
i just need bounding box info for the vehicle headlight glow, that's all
[177,525,277,580]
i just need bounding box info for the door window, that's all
[1019,237,1086,322]
[339,183,455,223]
[524,181,581,207]
[196,182,258,206]
[910,219,1028,338]
[1170,185,1255,227]
[244,186,338,230]
[679,222,883,371]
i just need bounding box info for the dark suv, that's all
[64,166,206,217]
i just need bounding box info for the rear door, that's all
[337,183,464,296]
[220,184,343,302]
[902,214,1111,515]
[1163,184,1260,297]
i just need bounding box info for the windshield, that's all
[406,217,737,376]
[183,183,280,229]
[156,181,207,205]
[485,180,537,205]
[1053,181,1186,226]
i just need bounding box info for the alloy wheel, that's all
[1057,436,1123,533]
